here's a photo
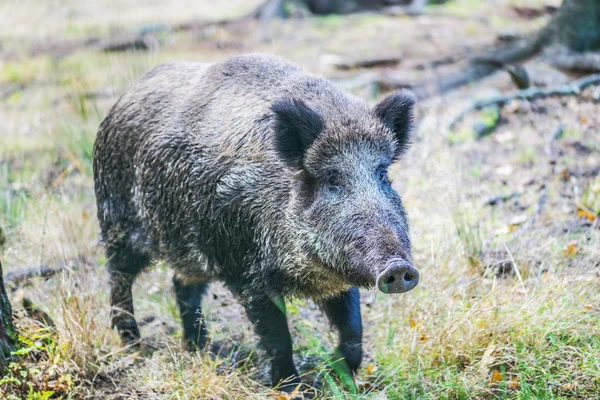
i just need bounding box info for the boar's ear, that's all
[272,98,324,170]
[373,89,416,157]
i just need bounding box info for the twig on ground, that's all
[23,297,55,328]
[522,185,548,231]
[333,72,412,92]
[407,54,462,70]
[331,54,403,70]
[544,123,564,157]
[138,315,158,327]
[484,192,520,207]
[98,34,159,52]
[448,73,600,130]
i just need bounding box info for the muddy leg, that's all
[319,287,363,374]
[107,245,148,346]
[173,276,209,350]
[241,292,299,391]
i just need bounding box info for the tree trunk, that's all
[0,260,17,375]
[414,0,600,98]
[551,0,600,52]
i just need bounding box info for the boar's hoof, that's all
[377,260,419,294]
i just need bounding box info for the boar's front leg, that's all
[320,287,363,374]
[173,276,209,350]
[241,292,300,391]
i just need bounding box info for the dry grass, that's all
[1,0,599,398]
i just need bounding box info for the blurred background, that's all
[1,0,599,398]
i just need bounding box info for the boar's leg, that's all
[319,287,363,374]
[241,293,300,391]
[173,276,209,350]
[107,245,149,346]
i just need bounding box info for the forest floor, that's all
[1,0,599,398]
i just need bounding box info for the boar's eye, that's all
[326,173,342,192]
[377,166,389,185]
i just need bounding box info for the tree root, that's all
[413,33,549,99]
[545,46,600,73]
[448,73,600,130]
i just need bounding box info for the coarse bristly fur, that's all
[93,53,416,390]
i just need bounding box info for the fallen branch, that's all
[331,54,403,70]
[333,72,412,92]
[448,73,600,130]
[98,34,159,53]
[484,192,520,207]
[407,54,462,70]
[5,264,66,285]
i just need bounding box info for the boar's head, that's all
[272,90,418,294]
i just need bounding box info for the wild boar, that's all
[93,53,418,390]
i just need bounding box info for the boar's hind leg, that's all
[173,276,209,350]
[320,287,363,374]
[241,293,300,391]
[107,245,149,346]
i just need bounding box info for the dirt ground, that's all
[1,0,599,399]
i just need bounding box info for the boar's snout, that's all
[376,259,419,294]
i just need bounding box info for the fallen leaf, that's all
[560,382,577,390]
[274,384,302,399]
[563,243,577,256]
[408,319,417,329]
[365,363,377,375]
[507,377,519,390]
[490,369,503,383]
[419,333,429,342]
[577,209,596,221]
[479,340,496,376]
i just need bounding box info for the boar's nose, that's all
[376,259,419,294]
